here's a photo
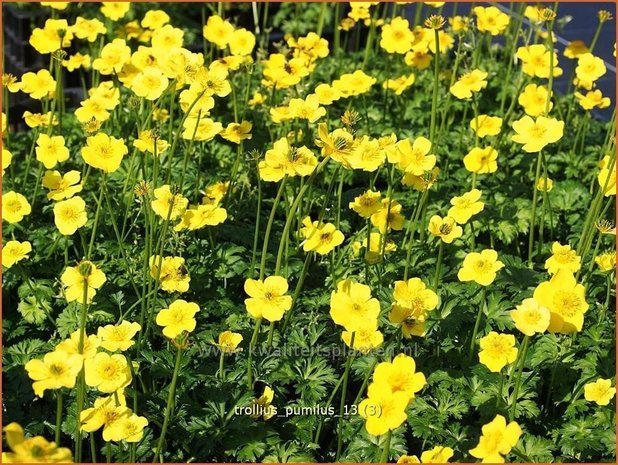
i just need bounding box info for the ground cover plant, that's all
[1,1,616,463]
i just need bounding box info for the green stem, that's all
[432,241,444,291]
[155,344,184,461]
[219,351,225,381]
[509,335,530,421]
[429,28,441,149]
[527,152,543,268]
[55,390,63,445]
[247,317,262,389]
[468,287,487,362]
[336,333,355,461]
[379,430,392,463]
[259,178,288,280]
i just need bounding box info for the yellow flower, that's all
[392,136,435,176]
[342,319,384,353]
[312,83,342,105]
[151,185,188,220]
[156,299,200,339]
[85,353,131,393]
[23,110,58,128]
[575,53,606,83]
[536,176,553,192]
[352,232,397,264]
[564,40,589,59]
[221,121,253,144]
[56,329,100,361]
[3,73,22,93]
[62,52,91,72]
[516,44,563,78]
[203,15,235,49]
[359,382,409,436]
[215,331,243,353]
[533,270,588,333]
[92,39,131,75]
[511,115,564,153]
[595,252,616,272]
[20,69,56,100]
[100,2,130,20]
[104,414,148,443]
[469,415,522,463]
[373,354,426,400]
[2,148,12,174]
[174,204,228,231]
[72,17,107,42]
[2,423,73,463]
[75,96,110,123]
[473,6,510,35]
[330,279,380,331]
[133,130,169,155]
[43,170,83,201]
[332,69,376,97]
[380,17,413,54]
[250,386,277,420]
[315,124,355,166]
[2,191,32,224]
[54,196,88,236]
[389,278,438,338]
[449,69,487,99]
[97,321,141,352]
[478,332,518,372]
[2,240,32,269]
[418,446,454,463]
[141,10,170,29]
[428,215,463,243]
[229,28,256,56]
[575,89,611,110]
[29,19,72,54]
[584,379,616,406]
[24,350,82,397]
[149,255,190,293]
[544,242,581,275]
[398,455,420,463]
[463,146,498,174]
[131,66,169,101]
[404,50,432,69]
[370,199,405,234]
[35,134,69,169]
[597,156,616,196]
[448,189,484,224]
[61,260,106,304]
[80,393,130,440]
[470,115,502,138]
[349,190,382,219]
[518,84,553,117]
[347,137,386,172]
[449,15,470,33]
[244,276,293,322]
[248,90,266,107]
[259,137,318,181]
[510,298,551,337]
[383,74,416,95]
[288,95,327,123]
[81,132,128,173]
[458,249,504,286]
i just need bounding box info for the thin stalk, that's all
[468,287,487,362]
[509,335,530,421]
[155,344,184,461]
[336,334,355,460]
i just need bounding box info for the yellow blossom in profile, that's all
[469,415,522,463]
[544,242,581,275]
[575,89,611,110]
[221,121,253,144]
[458,249,504,286]
[584,379,616,406]
[349,190,382,218]
[2,148,12,175]
[352,232,397,264]
[595,252,616,272]
[133,130,169,155]
[370,199,406,234]
[182,117,223,142]
[510,298,550,337]
[536,176,553,192]
[244,276,292,322]
[56,329,100,361]
[597,156,616,196]
[2,240,32,269]
[383,74,416,95]
[215,331,243,353]
[342,319,383,353]
[156,299,200,339]
[301,217,345,255]
[564,40,589,59]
